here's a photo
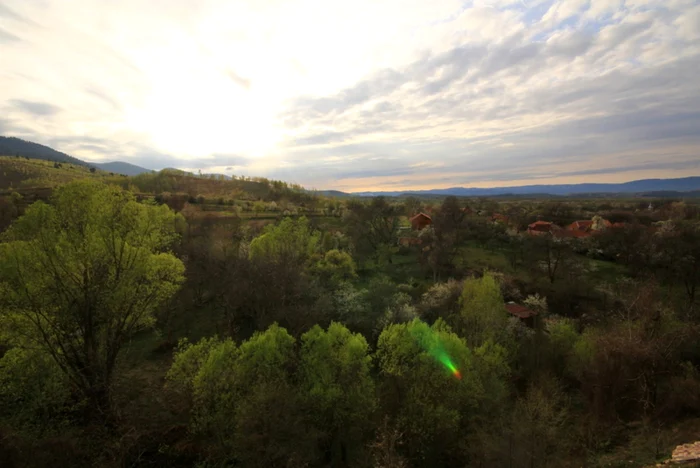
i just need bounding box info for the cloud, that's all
[207,153,250,167]
[10,100,62,116]
[0,27,21,43]
[0,3,29,22]
[273,0,700,189]
[226,69,251,89]
[1,0,699,190]
[83,86,123,111]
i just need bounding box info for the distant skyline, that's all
[1,0,699,191]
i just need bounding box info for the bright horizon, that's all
[1,0,699,192]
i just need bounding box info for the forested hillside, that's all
[0,137,86,166]
[1,174,700,467]
[0,137,151,176]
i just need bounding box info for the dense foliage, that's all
[1,181,699,467]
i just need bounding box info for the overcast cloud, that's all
[1,0,699,191]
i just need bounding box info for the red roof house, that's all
[505,302,539,327]
[409,213,433,231]
[568,220,593,232]
[555,229,590,239]
[527,221,561,236]
[567,218,612,233]
[491,213,509,224]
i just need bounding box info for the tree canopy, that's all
[0,180,185,420]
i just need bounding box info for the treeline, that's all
[0,181,699,467]
[105,169,317,205]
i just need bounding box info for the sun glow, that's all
[125,84,281,158]
[122,33,284,159]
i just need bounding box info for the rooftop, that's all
[505,302,538,319]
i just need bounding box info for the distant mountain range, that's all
[0,136,152,176]
[351,177,700,197]
[91,161,153,176]
[3,136,700,196]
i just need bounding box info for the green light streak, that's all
[410,324,462,380]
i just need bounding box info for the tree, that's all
[509,376,570,468]
[418,279,463,324]
[456,273,510,348]
[0,192,22,233]
[309,249,357,285]
[168,325,318,465]
[0,180,185,422]
[375,292,419,337]
[344,197,401,266]
[0,347,70,432]
[376,319,509,466]
[419,197,467,280]
[300,323,376,465]
[370,418,409,468]
[593,222,647,264]
[652,222,700,314]
[359,275,401,337]
[249,216,319,265]
[434,196,466,234]
[252,200,266,216]
[570,280,697,422]
[402,196,422,217]
[523,234,573,284]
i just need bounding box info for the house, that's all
[409,213,432,231]
[491,213,509,224]
[568,220,594,232]
[505,302,538,327]
[567,218,612,234]
[526,221,561,236]
[555,229,590,239]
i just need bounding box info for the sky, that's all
[1,0,699,192]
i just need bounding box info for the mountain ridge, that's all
[3,136,700,196]
[351,177,700,197]
[91,161,153,176]
[0,136,152,176]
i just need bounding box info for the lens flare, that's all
[410,324,462,380]
[438,352,462,380]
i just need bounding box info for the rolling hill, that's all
[92,161,153,176]
[0,136,151,175]
[4,136,700,197]
[0,136,87,166]
[0,155,110,191]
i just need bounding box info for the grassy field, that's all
[458,242,514,273]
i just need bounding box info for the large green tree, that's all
[420,197,468,280]
[456,273,510,348]
[344,197,401,266]
[168,325,316,465]
[249,216,319,264]
[376,319,509,466]
[169,323,376,466]
[299,323,376,465]
[0,180,185,421]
